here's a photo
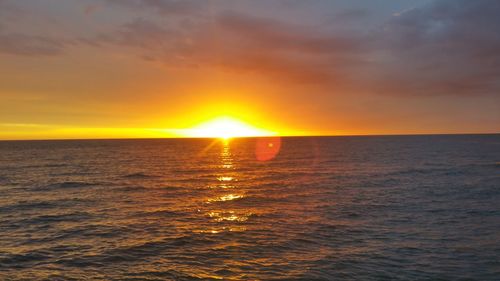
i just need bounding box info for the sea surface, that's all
[0,135,499,280]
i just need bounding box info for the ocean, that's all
[0,135,499,280]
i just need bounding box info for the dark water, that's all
[0,135,499,280]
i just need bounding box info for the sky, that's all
[0,0,499,139]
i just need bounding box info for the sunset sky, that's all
[1,0,499,140]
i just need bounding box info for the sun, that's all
[186,117,275,139]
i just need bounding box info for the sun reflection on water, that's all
[208,211,249,222]
[207,193,243,203]
[220,143,233,169]
[200,140,247,233]
[217,176,234,182]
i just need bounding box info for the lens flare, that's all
[255,137,282,161]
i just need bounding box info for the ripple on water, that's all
[0,136,499,280]
[122,172,159,179]
[39,181,99,191]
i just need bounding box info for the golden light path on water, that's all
[196,139,250,235]
[188,135,283,281]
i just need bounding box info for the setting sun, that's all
[2,1,499,280]
[185,117,275,139]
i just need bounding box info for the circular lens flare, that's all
[255,137,281,161]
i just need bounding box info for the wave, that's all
[41,181,98,190]
[385,167,451,177]
[126,270,208,280]
[0,201,55,213]
[48,171,95,177]
[56,235,217,267]
[114,185,148,191]
[43,163,69,168]
[20,211,93,226]
[28,225,124,245]
[172,168,216,175]
[0,250,51,268]
[1,163,69,171]
[482,162,500,168]
[380,162,499,179]
[0,175,9,183]
[122,172,159,179]
[132,209,186,218]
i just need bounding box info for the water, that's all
[0,135,499,280]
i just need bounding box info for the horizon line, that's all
[0,132,498,142]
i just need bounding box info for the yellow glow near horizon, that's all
[184,117,276,139]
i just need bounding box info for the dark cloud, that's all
[0,32,65,56]
[0,1,66,57]
[105,0,205,16]
[217,11,364,56]
[208,11,367,84]
[94,0,500,95]
[112,18,175,48]
[84,4,101,16]
[95,18,196,66]
[96,11,366,84]
[371,0,500,96]
[330,8,369,22]
[0,0,24,19]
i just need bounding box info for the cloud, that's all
[105,0,205,16]
[370,0,500,96]
[0,1,67,57]
[330,8,369,22]
[0,0,25,22]
[0,32,65,56]
[95,18,194,65]
[216,11,364,56]
[111,18,175,48]
[84,4,101,16]
[86,0,500,95]
[95,10,367,85]
[208,11,367,84]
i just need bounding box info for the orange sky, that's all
[0,0,499,140]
